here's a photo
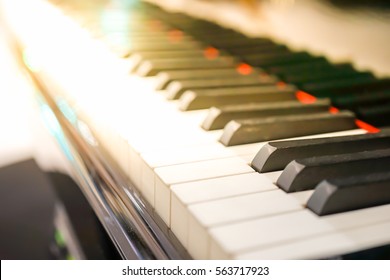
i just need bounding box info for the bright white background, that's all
[0,25,34,168]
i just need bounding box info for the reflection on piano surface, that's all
[1,0,390,259]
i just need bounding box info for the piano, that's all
[1,0,390,259]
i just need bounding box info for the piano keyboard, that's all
[2,0,390,259]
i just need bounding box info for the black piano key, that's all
[179,84,296,110]
[342,244,390,260]
[189,32,273,45]
[303,76,390,97]
[302,71,374,88]
[219,111,357,146]
[154,67,261,90]
[356,103,390,127]
[135,56,236,76]
[202,99,331,131]
[307,172,390,216]
[267,58,335,75]
[284,69,367,85]
[190,30,253,41]
[277,149,390,193]
[244,52,316,68]
[165,75,277,100]
[227,44,289,56]
[252,128,390,173]
[241,48,300,59]
[333,89,390,109]
[207,38,277,49]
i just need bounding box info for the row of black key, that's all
[117,7,363,146]
[251,130,390,215]
[132,2,390,129]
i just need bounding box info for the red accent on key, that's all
[296,91,317,104]
[277,81,287,88]
[204,47,219,60]
[329,106,340,114]
[355,119,381,133]
[168,30,183,42]
[237,63,253,75]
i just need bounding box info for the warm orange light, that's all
[296,90,317,104]
[237,63,253,75]
[355,119,380,133]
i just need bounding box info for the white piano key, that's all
[240,154,256,164]
[172,173,276,205]
[262,170,282,184]
[140,144,235,205]
[114,136,130,176]
[151,102,209,128]
[288,190,314,206]
[171,168,313,256]
[170,173,277,246]
[236,220,390,259]
[154,157,254,225]
[189,190,303,228]
[320,202,390,230]
[227,142,267,157]
[124,129,223,191]
[128,146,142,189]
[209,204,390,259]
[128,127,222,154]
[155,157,254,187]
[141,143,234,168]
[187,190,304,259]
[140,157,156,205]
[170,193,190,246]
[187,213,210,260]
[169,104,209,126]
